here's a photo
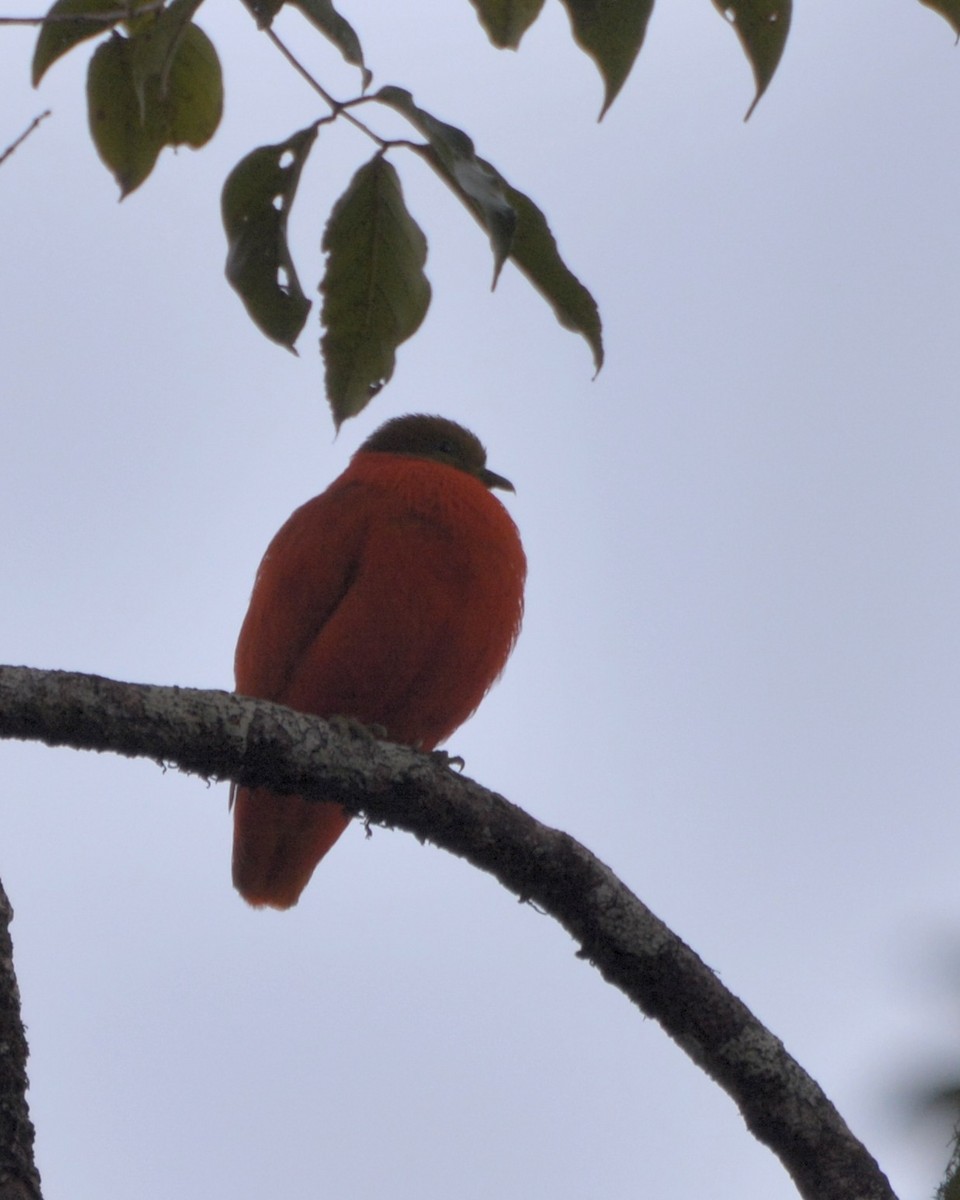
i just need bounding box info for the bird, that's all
[231,413,526,909]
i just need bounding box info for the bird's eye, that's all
[438,440,455,455]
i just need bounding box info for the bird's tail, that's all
[232,788,350,909]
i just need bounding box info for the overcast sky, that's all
[2,1,959,1197]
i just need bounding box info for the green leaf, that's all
[434,153,601,372]
[493,168,603,372]
[919,0,960,38]
[128,0,205,121]
[87,34,161,194]
[469,0,546,48]
[237,0,282,28]
[376,88,600,370]
[711,0,791,119]
[320,155,431,427]
[377,86,516,285]
[290,0,371,88]
[86,22,222,197]
[222,125,318,350]
[163,22,223,144]
[237,0,370,85]
[32,0,150,87]
[557,0,655,118]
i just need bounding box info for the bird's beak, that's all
[479,467,515,493]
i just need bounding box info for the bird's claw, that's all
[429,749,465,772]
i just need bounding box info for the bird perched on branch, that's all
[231,413,526,909]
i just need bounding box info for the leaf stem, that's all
[264,27,387,148]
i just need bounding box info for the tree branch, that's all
[0,875,41,1200]
[0,664,896,1200]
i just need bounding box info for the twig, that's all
[263,27,387,148]
[0,111,49,169]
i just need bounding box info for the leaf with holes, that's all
[712,0,791,119]
[468,0,546,48]
[222,125,318,350]
[320,156,431,427]
[557,0,654,118]
[377,86,515,285]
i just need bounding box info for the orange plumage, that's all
[231,414,526,908]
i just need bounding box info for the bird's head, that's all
[358,414,515,492]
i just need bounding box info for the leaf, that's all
[222,125,319,351]
[493,168,603,372]
[128,0,205,121]
[320,156,431,427]
[468,0,546,48]
[377,86,516,285]
[711,0,791,119]
[86,22,222,196]
[376,89,601,371]
[556,0,655,118]
[290,0,371,88]
[439,154,600,372]
[87,35,161,194]
[32,0,150,86]
[162,22,222,145]
[237,0,282,28]
[918,0,960,38]
[236,0,370,85]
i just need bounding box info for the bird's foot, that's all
[429,748,465,772]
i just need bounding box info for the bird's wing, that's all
[234,480,369,703]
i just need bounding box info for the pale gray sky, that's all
[2,2,959,1196]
